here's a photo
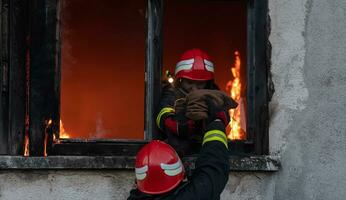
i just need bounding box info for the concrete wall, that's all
[0,170,134,200]
[224,0,346,199]
[1,0,346,199]
[267,0,346,199]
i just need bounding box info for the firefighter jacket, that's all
[127,120,230,200]
[156,81,221,156]
[156,81,221,133]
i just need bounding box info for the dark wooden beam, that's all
[228,141,255,155]
[0,0,9,154]
[253,0,270,155]
[246,0,255,144]
[50,140,148,156]
[7,0,28,155]
[246,0,271,155]
[29,0,59,156]
[49,139,255,156]
[146,0,164,140]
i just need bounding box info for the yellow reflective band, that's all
[203,130,228,148]
[204,130,227,141]
[156,107,175,128]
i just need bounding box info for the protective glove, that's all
[162,97,197,138]
[205,97,231,127]
[185,89,237,123]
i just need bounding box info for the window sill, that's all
[0,155,280,171]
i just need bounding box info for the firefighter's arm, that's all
[156,106,196,138]
[171,120,230,200]
[156,83,196,137]
[156,82,177,133]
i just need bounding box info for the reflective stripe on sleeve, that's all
[202,130,228,148]
[156,107,175,129]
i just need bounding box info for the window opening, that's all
[60,0,146,139]
[163,0,247,141]
[1,0,270,157]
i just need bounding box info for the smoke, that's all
[60,0,76,78]
[90,113,109,139]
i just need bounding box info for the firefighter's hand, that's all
[174,98,186,115]
[205,98,231,127]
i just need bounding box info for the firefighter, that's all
[128,119,229,200]
[156,48,235,156]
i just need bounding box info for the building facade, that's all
[0,0,345,199]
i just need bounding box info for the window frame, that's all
[0,0,272,156]
[0,0,27,155]
[246,0,273,155]
[28,0,162,156]
[156,0,272,155]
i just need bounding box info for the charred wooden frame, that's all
[146,0,164,140]
[246,0,272,155]
[225,0,272,155]
[0,0,27,155]
[28,0,163,156]
[0,0,271,156]
[28,0,59,156]
[0,0,8,154]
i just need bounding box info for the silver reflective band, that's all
[175,58,195,75]
[204,59,214,72]
[135,165,148,180]
[176,58,195,66]
[161,160,183,177]
[135,173,147,180]
[175,64,193,75]
[135,165,148,174]
[163,166,183,176]
[160,160,182,170]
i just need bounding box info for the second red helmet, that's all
[174,48,214,81]
[135,140,185,195]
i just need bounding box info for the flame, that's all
[226,51,246,140]
[43,119,53,157]
[24,134,29,156]
[59,120,70,139]
[23,112,30,156]
[24,36,30,157]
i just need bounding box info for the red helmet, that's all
[135,140,185,194]
[175,48,214,81]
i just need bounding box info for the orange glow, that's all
[226,51,246,140]
[43,119,53,157]
[163,0,247,93]
[60,0,145,139]
[24,134,29,157]
[163,1,247,139]
[24,36,30,156]
[59,120,70,139]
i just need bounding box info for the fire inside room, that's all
[59,0,247,140]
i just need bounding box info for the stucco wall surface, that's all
[0,0,346,199]
[216,0,346,199]
[267,0,346,199]
[0,170,134,200]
